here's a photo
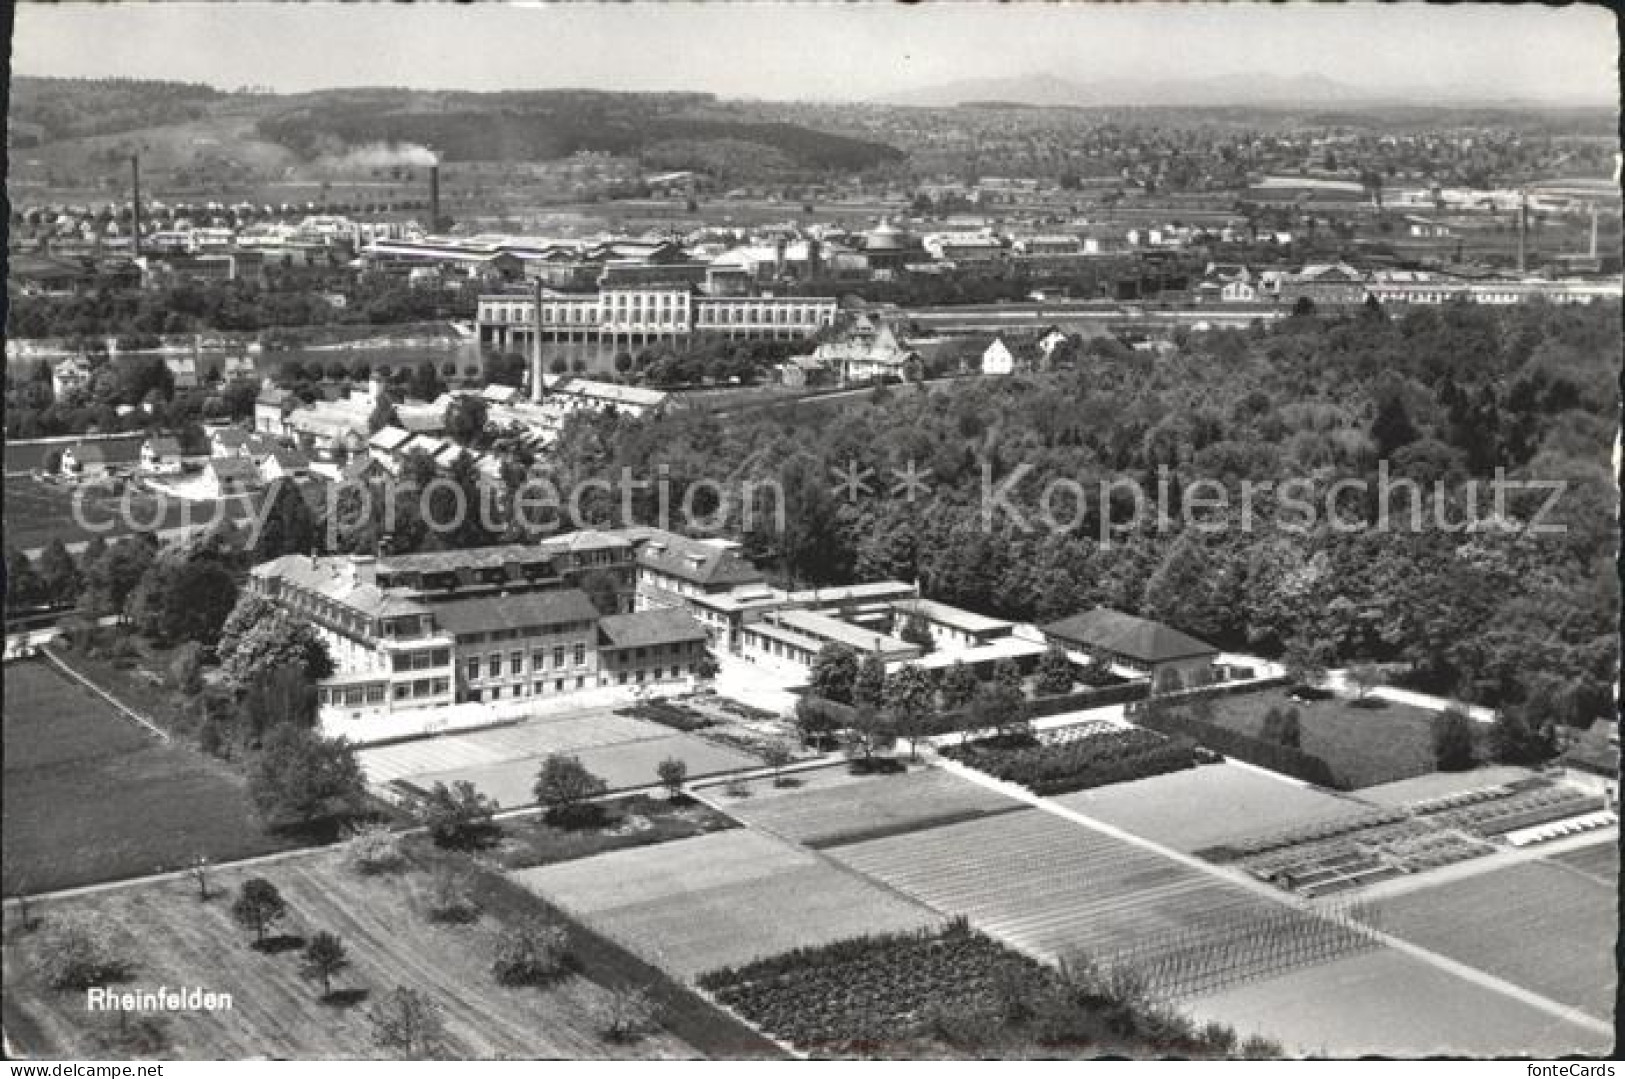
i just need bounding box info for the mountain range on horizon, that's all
[875,71,1615,110]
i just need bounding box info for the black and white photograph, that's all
[1,0,1619,1064]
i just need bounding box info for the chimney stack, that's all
[429,164,441,233]
[130,154,143,259]
[530,277,546,404]
[1516,192,1527,273]
[1590,203,1599,260]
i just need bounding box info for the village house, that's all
[139,436,184,475]
[51,356,93,400]
[199,456,264,499]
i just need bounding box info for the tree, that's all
[416,779,499,849]
[370,986,447,1059]
[940,660,979,713]
[1260,706,1302,750]
[219,604,333,690]
[1488,704,1558,766]
[760,740,795,785]
[591,986,661,1043]
[1431,707,1478,772]
[1034,643,1075,696]
[794,697,842,749]
[248,724,366,832]
[854,651,888,710]
[231,878,288,947]
[250,478,320,562]
[164,557,239,644]
[883,662,937,758]
[1282,635,1330,690]
[533,754,607,825]
[444,394,489,447]
[171,643,205,696]
[970,680,1028,741]
[898,610,935,653]
[576,568,623,616]
[420,866,480,924]
[36,539,81,607]
[342,821,406,876]
[367,391,399,435]
[236,664,321,747]
[4,545,45,609]
[808,642,860,704]
[491,919,571,985]
[1371,393,1419,458]
[187,855,213,901]
[300,931,349,998]
[694,650,719,685]
[31,914,130,991]
[843,703,898,765]
[992,658,1025,697]
[656,757,688,800]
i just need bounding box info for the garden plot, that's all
[1368,859,1616,1021]
[1054,763,1366,852]
[1547,837,1618,884]
[1184,947,1612,1057]
[512,830,941,979]
[829,809,1371,999]
[356,709,671,786]
[710,765,1024,848]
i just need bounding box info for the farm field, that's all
[1053,763,1367,852]
[827,807,1371,997]
[512,830,941,979]
[359,708,762,808]
[706,764,1024,848]
[1,849,700,1060]
[1184,946,1612,1057]
[2,659,294,894]
[3,435,145,474]
[2,475,261,551]
[1370,859,1616,1020]
[1195,690,1442,789]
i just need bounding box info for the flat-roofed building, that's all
[740,607,921,677]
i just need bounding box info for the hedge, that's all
[1129,701,1343,789]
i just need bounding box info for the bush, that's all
[533,754,608,827]
[490,919,571,985]
[590,985,662,1042]
[342,821,407,875]
[416,779,500,849]
[420,867,480,925]
[32,914,131,991]
[941,727,1195,796]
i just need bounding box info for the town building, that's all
[476,288,839,352]
[139,436,184,475]
[51,356,93,400]
[1040,607,1219,690]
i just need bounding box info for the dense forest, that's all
[7,77,226,143]
[522,301,1617,725]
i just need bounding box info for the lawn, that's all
[2,659,296,895]
[1547,837,1618,885]
[1183,946,1611,1057]
[406,734,760,808]
[705,764,1025,849]
[487,794,739,872]
[1,475,260,552]
[1371,860,1617,1021]
[1053,763,1369,853]
[1193,690,1443,789]
[0,847,736,1059]
[512,830,941,979]
[829,808,1371,999]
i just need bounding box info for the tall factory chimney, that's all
[429,164,441,233]
[130,154,143,259]
[1590,203,1599,260]
[1515,191,1527,273]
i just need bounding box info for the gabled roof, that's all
[67,442,107,464]
[145,436,182,456]
[368,425,413,452]
[259,446,310,470]
[598,608,708,650]
[1040,607,1217,664]
[632,529,765,588]
[432,588,601,637]
[206,456,262,484]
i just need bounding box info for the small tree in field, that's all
[534,754,608,826]
[188,855,213,901]
[342,821,407,875]
[592,985,662,1043]
[491,919,571,985]
[420,867,480,924]
[656,757,688,800]
[231,878,288,947]
[760,740,795,786]
[370,986,447,1059]
[300,931,349,999]
[32,914,130,991]
[416,780,500,850]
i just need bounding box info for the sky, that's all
[9,1,1619,105]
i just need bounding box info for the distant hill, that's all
[878,71,1609,109]
[8,79,906,181]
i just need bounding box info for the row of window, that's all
[390,648,451,673]
[466,643,589,681]
[321,676,450,707]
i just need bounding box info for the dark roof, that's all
[431,589,600,637]
[147,436,182,455]
[207,457,262,483]
[69,442,107,463]
[597,608,707,650]
[1040,607,1217,664]
[631,529,764,588]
